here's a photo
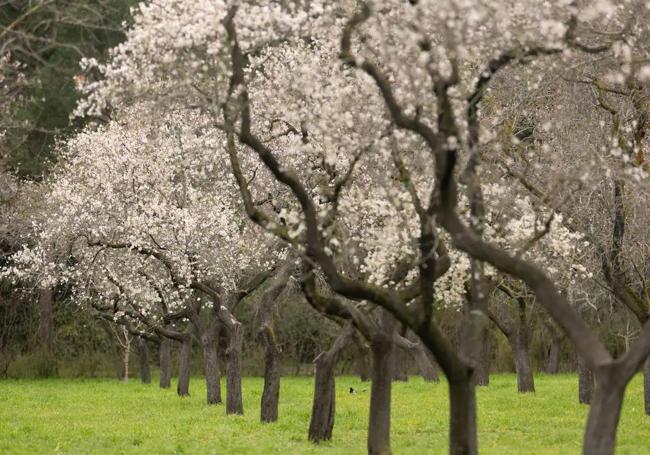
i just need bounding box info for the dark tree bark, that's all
[411,338,439,382]
[390,323,408,382]
[475,338,490,386]
[545,338,562,374]
[489,286,535,393]
[461,293,490,387]
[188,304,222,405]
[308,323,354,443]
[390,345,409,382]
[449,376,477,455]
[577,355,593,405]
[582,370,625,455]
[225,322,244,414]
[177,335,192,397]
[137,337,152,384]
[112,347,124,381]
[310,354,337,442]
[543,320,564,374]
[201,323,222,405]
[159,337,172,388]
[194,286,258,416]
[353,333,371,382]
[257,267,290,423]
[36,287,57,377]
[393,332,439,382]
[259,328,280,422]
[368,334,393,455]
[546,343,561,374]
[511,337,534,393]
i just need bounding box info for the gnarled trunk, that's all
[259,322,280,422]
[433,309,483,455]
[368,337,393,455]
[412,339,439,382]
[390,345,409,382]
[393,332,439,382]
[545,336,562,374]
[510,337,534,393]
[490,298,534,393]
[309,323,353,443]
[461,306,491,386]
[202,328,222,405]
[577,355,593,405]
[257,272,289,423]
[309,351,337,442]
[225,322,244,414]
[137,337,152,384]
[159,338,172,389]
[462,305,490,388]
[353,334,371,382]
[390,323,408,382]
[177,336,192,397]
[582,372,625,455]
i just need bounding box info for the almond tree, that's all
[221,3,648,454]
[487,21,650,412]
[5,105,286,413]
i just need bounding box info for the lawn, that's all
[0,374,646,454]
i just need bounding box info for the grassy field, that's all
[0,374,647,454]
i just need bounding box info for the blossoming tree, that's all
[45,0,650,454]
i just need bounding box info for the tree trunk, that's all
[545,336,562,374]
[177,336,192,397]
[36,287,57,377]
[449,377,477,455]
[225,322,244,414]
[308,323,353,443]
[510,338,534,393]
[442,308,482,455]
[353,334,371,382]
[390,323,408,382]
[259,324,280,423]
[257,271,289,423]
[582,374,625,455]
[122,333,131,383]
[202,331,222,405]
[411,339,439,382]
[462,306,490,389]
[475,339,490,386]
[112,341,124,380]
[464,253,491,389]
[578,355,593,405]
[100,321,124,380]
[368,337,393,455]
[309,351,337,442]
[643,356,650,415]
[159,338,172,389]
[137,337,151,384]
[390,345,409,382]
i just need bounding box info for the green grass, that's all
[0,374,646,454]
